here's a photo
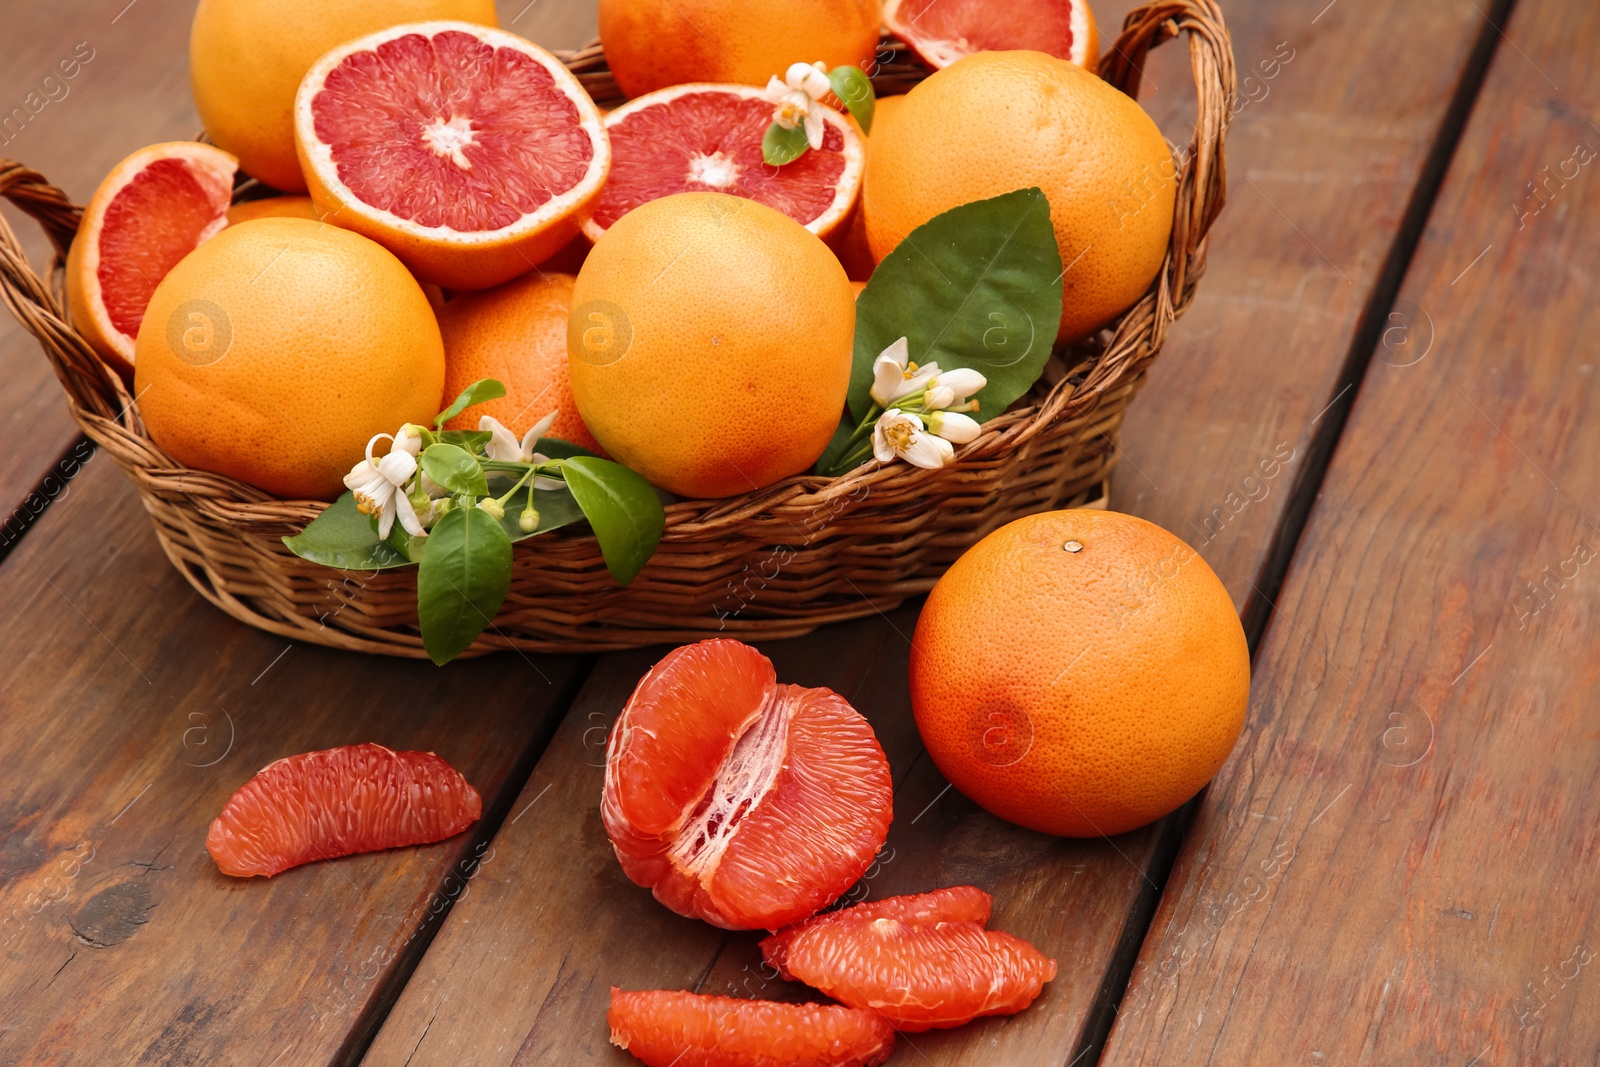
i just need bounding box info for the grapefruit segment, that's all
[760,885,993,979]
[884,0,1100,71]
[785,916,1058,1031]
[581,84,862,242]
[207,743,481,877]
[608,988,895,1067]
[295,21,610,289]
[602,640,893,930]
[65,142,237,376]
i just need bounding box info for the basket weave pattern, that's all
[0,1,1232,655]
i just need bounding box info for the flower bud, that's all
[477,497,506,521]
[519,506,540,533]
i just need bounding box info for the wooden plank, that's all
[0,0,204,538]
[0,455,586,1063]
[1100,0,1600,1061]
[366,2,1513,1061]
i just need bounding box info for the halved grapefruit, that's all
[884,0,1100,72]
[580,84,862,243]
[65,142,237,377]
[294,21,610,290]
[602,640,894,930]
[608,988,895,1067]
[206,743,482,877]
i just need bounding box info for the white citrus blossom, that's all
[481,412,565,491]
[869,337,940,407]
[764,61,831,150]
[872,408,955,469]
[922,367,987,412]
[926,409,982,444]
[344,433,425,539]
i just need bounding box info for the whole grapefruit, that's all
[863,50,1175,342]
[438,271,603,454]
[189,0,498,192]
[909,510,1249,837]
[567,192,854,499]
[134,217,445,500]
[599,0,882,99]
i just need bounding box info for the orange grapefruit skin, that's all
[909,510,1249,838]
[568,192,854,499]
[133,218,445,501]
[189,0,498,193]
[439,272,604,454]
[863,50,1175,342]
[226,196,319,226]
[599,0,882,100]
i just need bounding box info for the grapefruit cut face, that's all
[295,21,610,289]
[760,885,993,979]
[207,743,482,877]
[65,141,237,375]
[784,916,1058,1031]
[608,988,895,1067]
[884,0,1100,71]
[602,640,893,930]
[581,84,863,243]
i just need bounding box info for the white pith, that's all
[421,115,477,169]
[687,150,742,189]
[293,20,611,242]
[579,82,865,243]
[666,688,792,881]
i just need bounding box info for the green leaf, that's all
[828,65,874,134]
[763,122,810,167]
[850,187,1063,424]
[561,457,665,585]
[491,482,587,542]
[815,407,872,477]
[421,443,488,497]
[532,437,601,461]
[434,378,507,429]
[416,506,512,665]
[283,493,410,570]
[436,429,493,453]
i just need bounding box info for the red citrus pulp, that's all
[602,640,893,930]
[760,884,993,979]
[581,84,862,243]
[884,0,1100,71]
[294,22,610,289]
[608,988,894,1067]
[783,915,1057,1031]
[207,743,482,877]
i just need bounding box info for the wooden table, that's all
[3,0,1596,1062]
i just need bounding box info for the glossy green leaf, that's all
[828,65,874,134]
[434,378,507,429]
[850,187,1063,424]
[763,121,809,166]
[421,443,488,497]
[816,407,873,477]
[562,457,665,585]
[282,493,409,570]
[436,429,493,453]
[417,506,512,665]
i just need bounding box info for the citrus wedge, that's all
[294,21,610,289]
[65,141,237,376]
[608,988,895,1067]
[580,83,862,243]
[884,0,1100,72]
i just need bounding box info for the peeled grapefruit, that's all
[608,988,894,1067]
[863,50,1175,341]
[295,22,610,290]
[189,0,498,192]
[207,743,481,877]
[581,83,863,243]
[134,217,445,500]
[65,142,237,377]
[760,885,992,979]
[568,192,854,499]
[602,640,893,930]
[438,271,604,454]
[884,0,1099,72]
[909,509,1250,837]
[598,0,882,100]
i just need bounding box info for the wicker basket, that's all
[0,0,1232,656]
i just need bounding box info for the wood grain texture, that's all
[1101,0,1600,1061]
[0,455,585,1064]
[364,1,1513,1063]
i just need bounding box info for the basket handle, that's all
[0,160,137,428]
